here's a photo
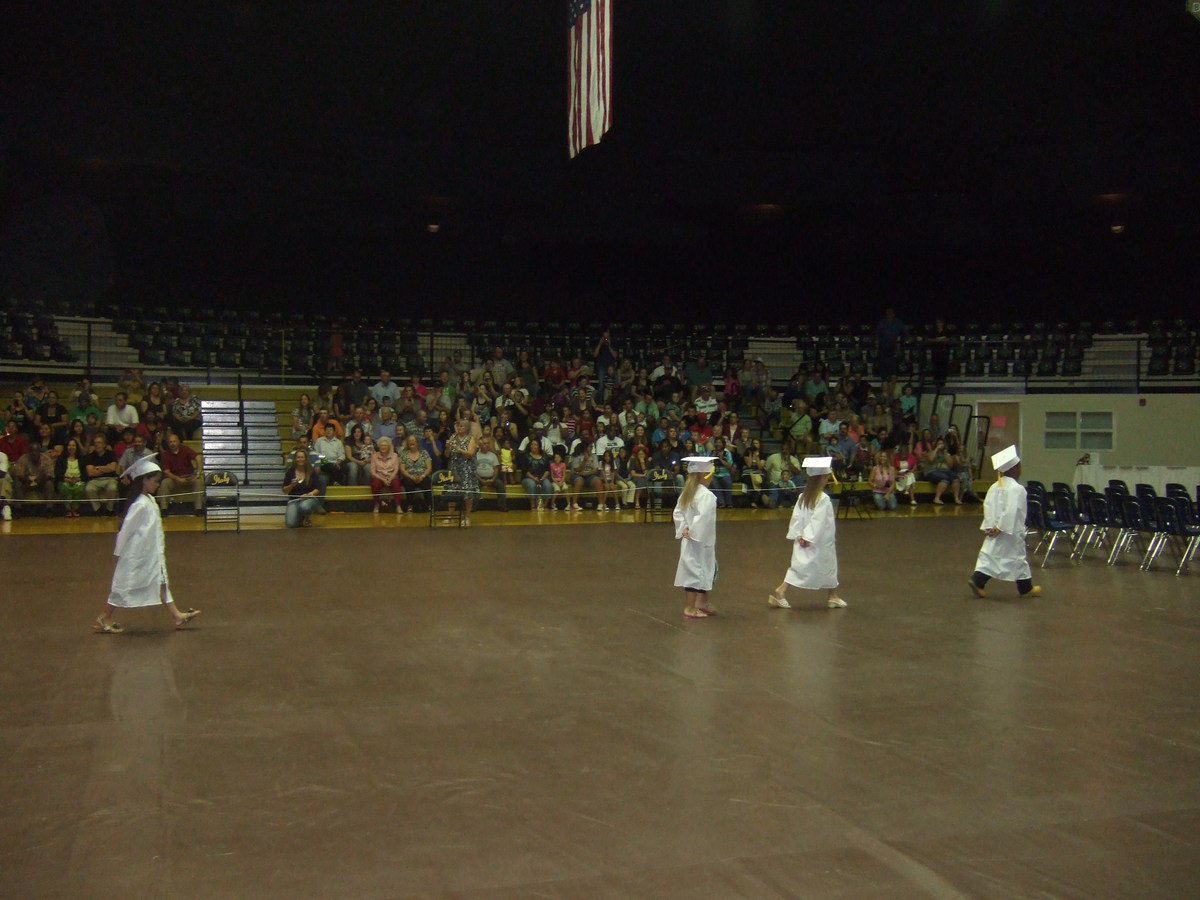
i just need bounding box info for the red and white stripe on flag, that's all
[569,0,611,158]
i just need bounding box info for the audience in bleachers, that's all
[19,310,1142,520]
[0,376,209,518]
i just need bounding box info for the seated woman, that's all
[283,449,326,527]
[893,441,919,506]
[739,445,766,508]
[922,437,962,505]
[598,449,619,511]
[849,435,875,479]
[141,381,169,422]
[568,437,602,511]
[943,427,980,501]
[614,446,637,509]
[548,451,568,510]
[169,384,203,441]
[711,437,736,508]
[397,434,432,513]
[367,436,402,512]
[57,437,87,517]
[626,446,650,509]
[869,451,898,510]
[520,438,553,510]
[344,424,375,486]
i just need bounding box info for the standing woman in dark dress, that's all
[445,416,479,526]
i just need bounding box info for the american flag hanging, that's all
[569,0,612,158]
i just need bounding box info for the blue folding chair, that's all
[1072,494,1111,563]
[1169,496,1200,577]
[1142,497,1185,572]
[1033,495,1075,567]
[1108,497,1149,566]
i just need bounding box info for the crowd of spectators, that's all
[280,328,979,522]
[0,370,205,519]
[0,314,983,523]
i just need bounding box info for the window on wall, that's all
[1045,411,1113,450]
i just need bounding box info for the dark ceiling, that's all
[2,1,1198,323]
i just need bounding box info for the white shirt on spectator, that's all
[595,435,625,457]
[370,381,400,407]
[314,434,346,463]
[106,403,140,429]
[475,449,500,480]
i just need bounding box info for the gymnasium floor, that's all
[1,506,1198,897]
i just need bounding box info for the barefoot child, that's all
[769,456,848,610]
[93,455,201,634]
[674,456,719,618]
[968,444,1040,599]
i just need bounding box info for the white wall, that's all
[952,392,1200,486]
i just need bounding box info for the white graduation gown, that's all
[673,484,717,591]
[974,476,1031,581]
[784,492,839,590]
[108,493,174,608]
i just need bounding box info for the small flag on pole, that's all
[569,0,612,158]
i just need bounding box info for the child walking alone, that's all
[968,444,1041,599]
[768,456,848,610]
[674,456,720,618]
[93,455,201,634]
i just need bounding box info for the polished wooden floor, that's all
[2,506,1198,897]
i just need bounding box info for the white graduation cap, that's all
[991,444,1020,474]
[802,456,833,476]
[124,454,161,481]
[683,455,718,474]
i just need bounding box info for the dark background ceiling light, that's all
[1,1,1197,323]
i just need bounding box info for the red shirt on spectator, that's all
[160,442,199,477]
[0,432,30,462]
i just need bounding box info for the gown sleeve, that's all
[996,480,1025,535]
[801,493,834,544]
[673,502,687,539]
[686,489,717,547]
[980,481,1002,532]
[113,496,151,557]
[785,497,805,541]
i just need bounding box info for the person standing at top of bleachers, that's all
[369,368,400,408]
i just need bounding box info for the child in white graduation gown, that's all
[94,455,201,634]
[674,456,719,618]
[769,457,848,610]
[969,445,1041,598]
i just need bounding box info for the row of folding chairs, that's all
[1025,481,1200,576]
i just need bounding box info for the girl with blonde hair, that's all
[769,456,847,610]
[674,456,720,618]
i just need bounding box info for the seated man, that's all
[118,433,155,500]
[474,435,507,511]
[0,419,30,465]
[313,422,347,485]
[158,432,204,514]
[11,440,56,516]
[104,391,140,444]
[83,433,120,514]
[764,439,802,506]
[767,467,802,510]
